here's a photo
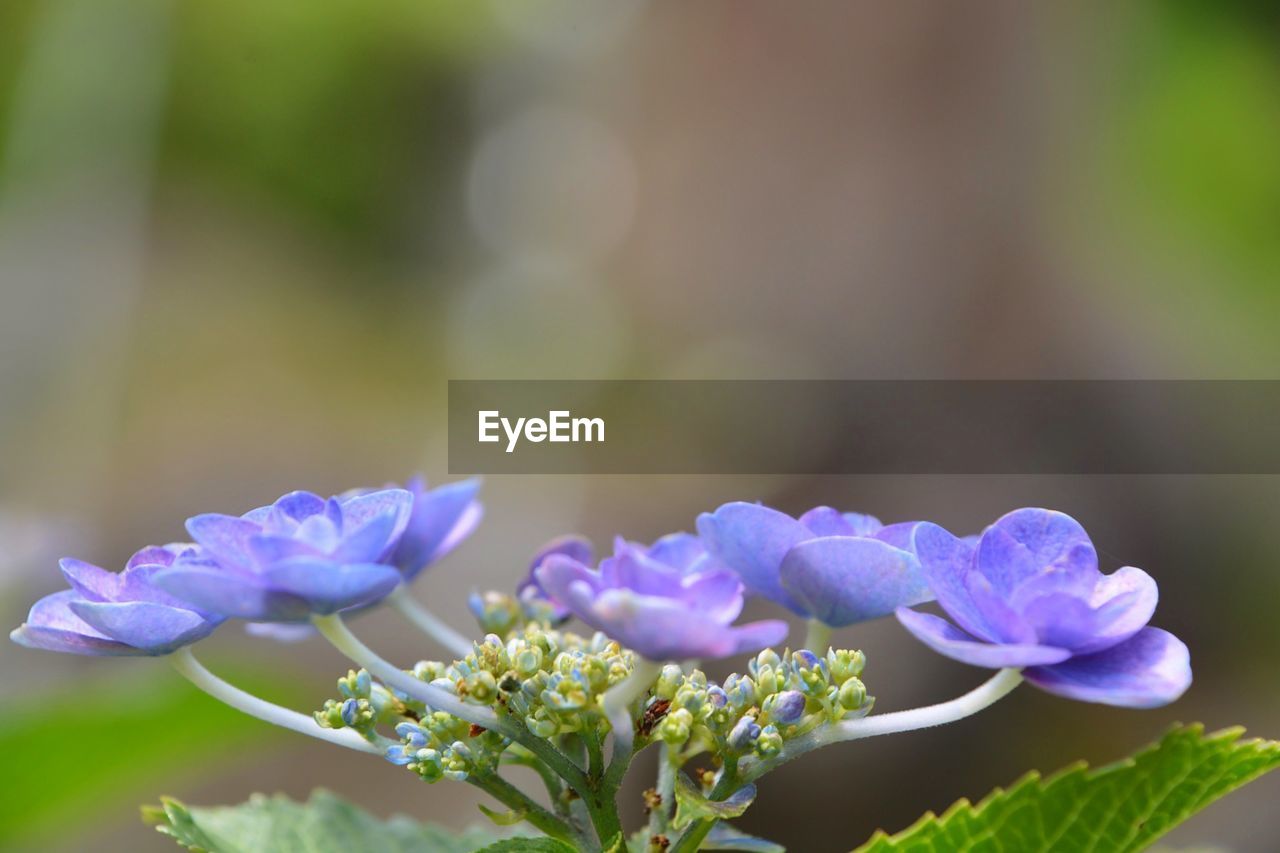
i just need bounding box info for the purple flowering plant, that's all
[14,482,1276,853]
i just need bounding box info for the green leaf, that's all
[855,724,1280,852]
[476,803,527,827]
[673,773,757,821]
[147,788,519,852]
[473,839,577,853]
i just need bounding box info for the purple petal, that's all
[1079,566,1158,654]
[261,559,402,616]
[69,600,216,653]
[696,502,810,613]
[600,548,686,596]
[1023,627,1191,707]
[58,558,120,602]
[645,532,707,573]
[245,622,317,642]
[977,508,1098,596]
[1020,593,1104,650]
[726,619,789,655]
[588,589,741,660]
[529,535,594,572]
[331,512,397,564]
[10,590,144,656]
[679,570,745,623]
[911,523,993,640]
[338,488,413,539]
[534,554,603,607]
[393,479,482,578]
[272,490,328,522]
[151,564,312,621]
[963,571,1037,644]
[185,514,262,571]
[871,521,923,551]
[779,537,932,626]
[125,546,180,570]
[248,534,320,565]
[896,607,1072,668]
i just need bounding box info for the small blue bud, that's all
[385,745,413,766]
[340,698,360,727]
[766,690,806,725]
[728,715,761,751]
[706,686,728,709]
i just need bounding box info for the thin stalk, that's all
[648,746,678,838]
[601,658,663,768]
[468,771,580,845]
[386,587,473,659]
[169,648,381,754]
[741,668,1024,781]
[802,619,832,652]
[670,816,716,853]
[311,614,592,799]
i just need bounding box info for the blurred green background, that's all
[1,1,1278,850]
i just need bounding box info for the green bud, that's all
[526,709,558,739]
[754,724,783,758]
[655,664,684,700]
[826,648,866,684]
[513,645,544,679]
[838,677,868,711]
[463,670,498,703]
[658,708,694,745]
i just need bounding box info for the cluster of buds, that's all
[317,610,637,783]
[650,647,872,762]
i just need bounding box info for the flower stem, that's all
[311,614,593,800]
[648,746,678,838]
[741,667,1024,781]
[601,657,663,766]
[168,648,381,754]
[386,587,473,659]
[468,770,581,846]
[803,619,832,652]
[670,816,716,853]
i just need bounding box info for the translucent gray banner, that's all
[447,380,1280,474]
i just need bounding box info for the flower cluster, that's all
[12,477,479,653]
[10,478,1196,851]
[648,646,872,761]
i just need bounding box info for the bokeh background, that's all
[2,0,1278,850]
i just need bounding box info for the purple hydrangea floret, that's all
[697,502,932,626]
[382,477,482,581]
[152,488,416,622]
[896,508,1191,708]
[10,545,225,656]
[533,533,787,661]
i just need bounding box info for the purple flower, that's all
[381,477,482,581]
[533,535,788,661]
[518,535,596,621]
[152,488,415,622]
[896,508,1191,708]
[11,545,225,656]
[697,503,932,626]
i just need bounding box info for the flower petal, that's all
[645,532,707,573]
[69,600,217,653]
[911,523,993,641]
[696,502,810,613]
[331,512,398,564]
[261,559,402,616]
[529,535,594,572]
[534,554,603,607]
[977,508,1098,596]
[679,569,745,623]
[151,564,311,621]
[1079,566,1158,654]
[185,514,262,571]
[1023,627,1191,707]
[58,558,120,602]
[10,590,143,656]
[780,537,931,626]
[272,490,328,523]
[392,479,483,578]
[725,619,789,655]
[895,607,1072,668]
[338,488,413,539]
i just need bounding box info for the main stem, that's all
[386,587,473,659]
[469,771,580,845]
[803,619,832,652]
[601,658,663,767]
[169,648,382,754]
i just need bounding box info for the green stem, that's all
[501,751,566,814]
[312,614,592,797]
[648,746,678,838]
[469,771,579,845]
[803,619,832,652]
[671,817,716,853]
[602,658,663,768]
[584,725,605,782]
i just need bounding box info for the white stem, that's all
[169,648,381,754]
[649,746,678,837]
[743,668,1023,781]
[311,613,499,729]
[387,588,473,659]
[803,619,832,652]
[602,658,663,763]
